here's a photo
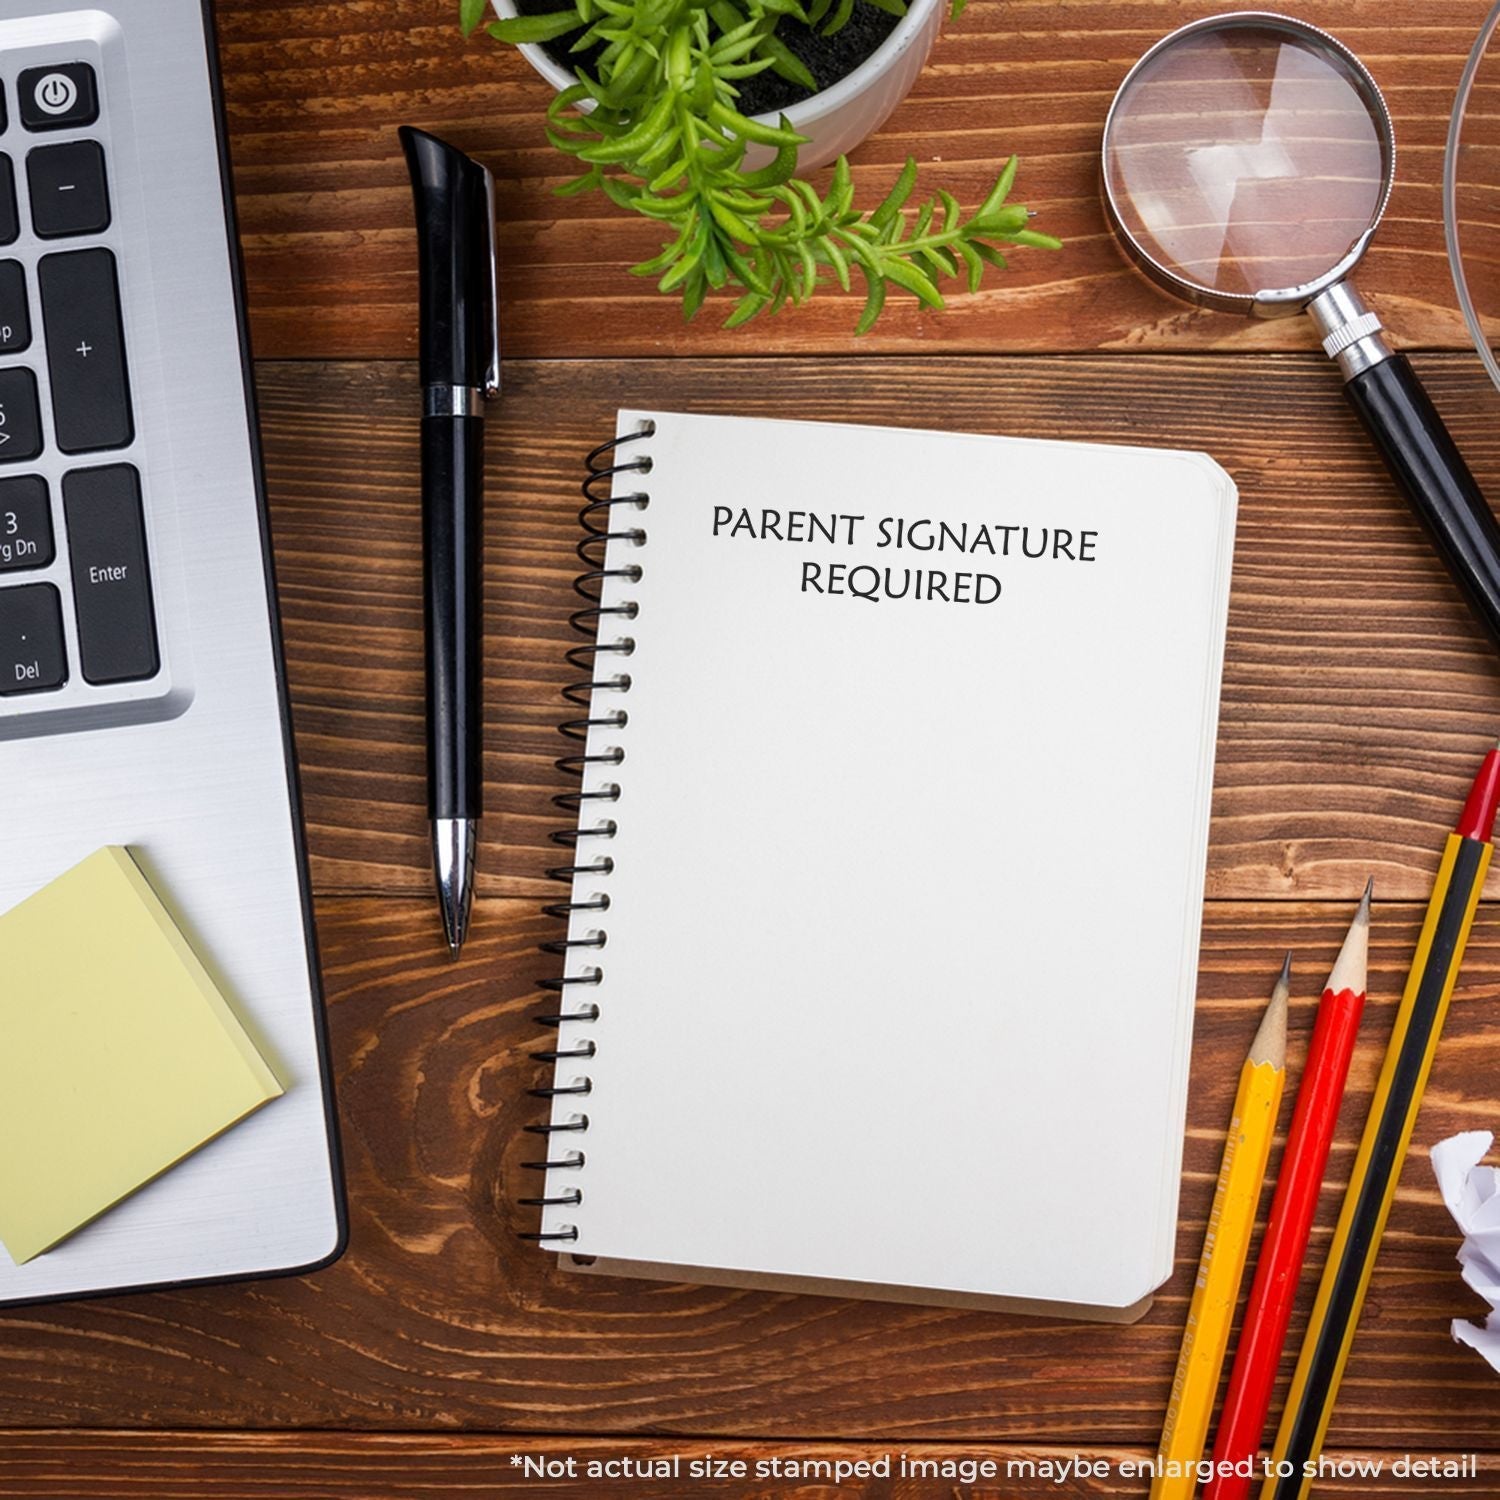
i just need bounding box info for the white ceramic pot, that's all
[492,0,943,170]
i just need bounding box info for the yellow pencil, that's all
[1152,956,1290,1500]
[1263,744,1500,1499]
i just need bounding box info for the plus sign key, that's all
[39,248,132,453]
[18,64,98,132]
[0,582,66,694]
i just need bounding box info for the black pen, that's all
[400,128,499,955]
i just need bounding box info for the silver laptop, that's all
[0,0,345,1302]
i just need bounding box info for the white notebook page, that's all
[541,410,1237,1311]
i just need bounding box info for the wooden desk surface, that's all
[6,2,1500,1495]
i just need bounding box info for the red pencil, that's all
[1202,881,1373,1500]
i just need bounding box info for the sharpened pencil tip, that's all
[1326,882,1373,997]
[1251,958,1290,1068]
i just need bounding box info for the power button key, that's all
[18,64,98,132]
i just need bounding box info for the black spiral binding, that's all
[518,420,654,1245]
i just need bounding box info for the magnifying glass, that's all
[1103,11,1500,649]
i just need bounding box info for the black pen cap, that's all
[399,126,497,392]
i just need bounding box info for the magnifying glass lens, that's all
[1104,22,1390,297]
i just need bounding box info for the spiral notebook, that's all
[530,410,1237,1319]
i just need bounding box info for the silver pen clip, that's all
[482,163,501,401]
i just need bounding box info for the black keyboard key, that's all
[0,82,8,135]
[0,476,52,571]
[28,141,110,238]
[0,582,66,694]
[0,369,43,463]
[0,157,15,247]
[0,262,29,354]
[64,465,158,683]
[39,248,132,454]
[19,64,98,132]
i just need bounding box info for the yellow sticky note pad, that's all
[0,847,282,1264]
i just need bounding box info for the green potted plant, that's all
[462,0,1057,330]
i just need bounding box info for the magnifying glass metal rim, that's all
[1444,0,1500,398]
[1101,9,1396,318]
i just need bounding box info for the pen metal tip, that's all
[433,817,477,960]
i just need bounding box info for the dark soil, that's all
[510,0,901,117]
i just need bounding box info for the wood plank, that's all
[0,896,1497,1443]
[215,0,1490,360]
[0,1432,1493,1497]
[254,354,1500,903]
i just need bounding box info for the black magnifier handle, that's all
[1314,284,1500,649]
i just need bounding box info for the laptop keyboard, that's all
[0,59,159,699]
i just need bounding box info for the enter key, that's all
[63,464,159,684]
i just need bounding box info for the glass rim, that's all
[1445,0,1500,397]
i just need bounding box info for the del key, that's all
[40,247,133,453]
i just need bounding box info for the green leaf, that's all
[824,154,854,218]
[659,229,705,291]
[702,232,728,288]
[717,190,776,212]
[600,173,641,209]
[709,196,761,244]
[738,137,800,189]
[793,178,824,220]
[919,244,958,278]
[782,187,808,235]
[682,269,708,320]
[633,187,699,216]
[718,235,770,293]
[854,271,885,335]
[822,235,850,290]
[1008,227,1062,250]
[869,157,918,231]
[718,59,779,80]
[880,255,944,308]
[976,156,1018,220]
[956,239,984,292]
[487,11,582,43]
[548,81,594,118]
[648,156,691,191]
[708,100,805,147]
[460,0,490,37]
[972,241,1008,269]
[723,291,769,328]
[554,168,603,197]
[631,218,696,275]
[821,0,854,34]
[760,34,816,91]
[637,120,686,169]
[970,203,1028,235]
[578,89,676,162]
[796,239,818,298]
